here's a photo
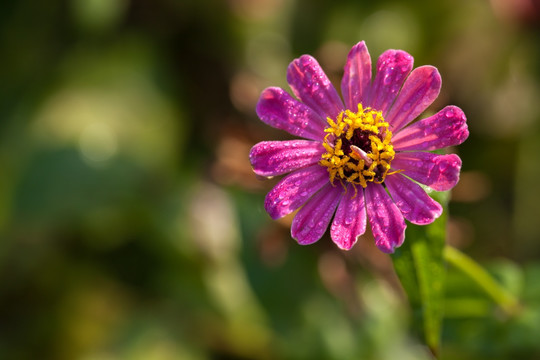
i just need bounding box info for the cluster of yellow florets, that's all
[319,104,396,188]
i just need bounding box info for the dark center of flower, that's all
[319,104,396,188]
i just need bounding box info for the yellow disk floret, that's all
[320,104,396,188]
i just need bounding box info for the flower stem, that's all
[443,246,520,316]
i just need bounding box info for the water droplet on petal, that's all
[440,162,449,171]
[445,109,454,118]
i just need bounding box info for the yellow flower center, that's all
[320,104,396,188]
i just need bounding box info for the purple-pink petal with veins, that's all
[385,66,441,133]
[368,50,414,115]
[365,183,406,253]
[385,173,442,225]
[330,184,367,250]
[291,183,342,245]
[393,106,469,151]
[287,55,344,120]
[256,87,327,141]
[264,164,329,220]
[341,41,372,111]
[250,140,326,177]
[392,152,462,192]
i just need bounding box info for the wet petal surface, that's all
[393,106,469,151]
[341,41,372,110]
[291,183,342,245]
[330,184,367,250]
[264,164,329,219]
[256,87,326,141]
[368,50,414,115]
[385,173,442,225]
[392,152,462,191]
[365,183,406,253]
[385,65,441,133]
[287,55,344,120]
[250,140,325,177]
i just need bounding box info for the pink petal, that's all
[391,152,462,191]
[265,164,329,220]
[392,106,469,151]
[365,183,406,253]
[341,41,372,110]
[368,50,414,115]
[256,87,327,141]
[385,173,442,225]
[291,183,342,245]
[250,140,325,177]
[287,55,344,120]
[330,184,367,250]
[385,66,442,133]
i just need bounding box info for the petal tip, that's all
[255,87,279,119]
[334,239,356,251]
[291,221,323,246]
[375,225,406,254]
[352,40,367,52]
[263,195,283,220]
[375,242,395,254]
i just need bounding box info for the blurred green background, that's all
[1,0,540,359]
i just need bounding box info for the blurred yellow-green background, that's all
[1,0,540,359]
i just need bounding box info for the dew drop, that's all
[282,200,290,206]
[445,109,454,118]
[439,162,449,171]
[300,191,308,197]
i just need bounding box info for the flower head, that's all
[250,41,469,253]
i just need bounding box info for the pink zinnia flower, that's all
[249,41,469,253]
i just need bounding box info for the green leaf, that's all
[443,246,520,317]
[392,190,449,357]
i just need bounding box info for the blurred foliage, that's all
[1,0,540,359]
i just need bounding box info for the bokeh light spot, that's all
[79,122,118,164]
